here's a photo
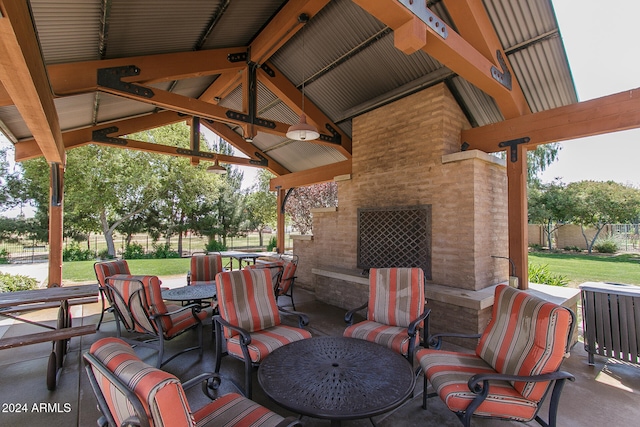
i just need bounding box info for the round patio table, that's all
[161,285,216,306]
[258,336,415,426]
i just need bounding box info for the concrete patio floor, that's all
[1,278,639,426]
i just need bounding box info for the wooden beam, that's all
[269,160,351,190]
[276,187,285,254]
[258,64,352,157]
[0,80,10,107]
[507,148,529,290]
[14,111,185,161]
[249,0,330,64]
[201,120,290,177]
[48,163,63,287]
[97,80,293,136]
[0,0,64,163]
[442,0,530,117]
[462,87,640,152]
[352,0,528,119]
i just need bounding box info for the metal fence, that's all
[0,231,294,263]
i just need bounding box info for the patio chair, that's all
[417,284,575,427]
[213,268,312,398]
[84,337,301,427]
[245,255,299,309]
[94,260,131,331]
[104,274,207,368]
[344,267,430,365]
[187,252,223,286]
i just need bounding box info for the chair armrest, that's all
[468,370,575,393]
[276,417,303,427]
[278,306,309,328]
[152,302,202,319]
[427,332,482,350]
[344,302,368,325]
[213,315,252,345]
[408,307,431,337]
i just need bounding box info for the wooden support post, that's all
[276,187,285,254]
[48,163,64,288]
[506,147,528,289]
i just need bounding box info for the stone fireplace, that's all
[291,83,510,341]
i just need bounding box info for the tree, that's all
[285,182,338,234]
[0,144,28,214]
[527,179,573,250]
[527,144,561,184]
[565,180,640,253]
[244,169,277,246]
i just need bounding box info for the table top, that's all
[258,336,415,421]
[161,285,216,301]
[220,251,262,259]
[0,284,99,309]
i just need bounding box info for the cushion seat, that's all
[227,325,312,363]
[344,320,412,356]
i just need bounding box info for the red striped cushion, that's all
[90,337,193,427]
[343,320,412,356]
[215,269,280,338]
[193,392,285,427]
[417,348,538,421]
[94,260,130,286]
[191,255,223,284]
[226,325,312,363]
[368,268,425,328]
[278,262,296,294]
[476,284,572,401]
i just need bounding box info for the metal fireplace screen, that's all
[357,205,431,279]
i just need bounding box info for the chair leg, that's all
[96,290,107,331]
[245,358,253,399]
[214,321,223,373]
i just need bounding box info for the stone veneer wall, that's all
[293,83,509,341]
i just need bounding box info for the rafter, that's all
[0,0,64,163]
[269,160,352,191]
[462,87,640,153]
[352,0,529,119]
[258,64,352,157]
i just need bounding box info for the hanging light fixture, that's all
[207,156,227,174]
[286,14,319,141]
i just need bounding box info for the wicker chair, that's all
[344,267,430,365]
[213,268,312,398]
[104,274,207,368]
[417,284,575,427]
[84,337,301,427]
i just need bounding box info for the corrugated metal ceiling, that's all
[0,0,577,176]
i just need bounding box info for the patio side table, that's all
[258,336,416,426]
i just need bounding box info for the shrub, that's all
[63,241,95,261]
[97,248,113,260]
[150,242,179,259]
[0,248,9,264]
[528,263,569,287]
[205,239,227,252]
[564,245,582,252]
[529,243,543,251]
[594,238,618,254]
[123,242,146,259]
[266,236,277,252]
[0,272,38,292]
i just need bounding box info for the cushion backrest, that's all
[88,337,194,427]
[476,284,573,401]
[190,254,223,283]
[94,260,130,286]
[107,275,169,334]
[278,261,297,293]
[215,269,280,338]
[368,267,425,328]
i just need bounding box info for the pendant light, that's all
[286,14,319,141]
[207,156,227,174]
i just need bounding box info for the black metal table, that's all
[220,251,262,270]
[258,336,416,426]
[161,285,216,304]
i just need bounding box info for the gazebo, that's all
[1,1,638,330]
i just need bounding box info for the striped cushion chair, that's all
[417,284,575,427]
[84,337,301,427]
[188,253,223,286]
[94,260,131,331]
[344,267,430,365]
[105,274,208,368]
[213,269,312,398]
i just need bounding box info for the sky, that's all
[2,0,640,194]
[538,0,640,187]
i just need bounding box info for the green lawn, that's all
[528,252,640,287]
[62,257,248,282]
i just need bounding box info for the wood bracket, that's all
[249,152,268,167]
[397,0,448,39]
[498,136,530,162]
[491,51,512,91]
[97,66,154,98]
[319,124,342,145]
